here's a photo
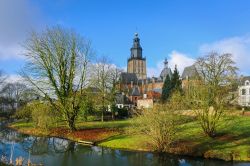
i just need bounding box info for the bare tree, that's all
[90,56,120,121]
[1,82,27,110]
[0,70,6,88]
[22,26,93,131]
[190,52,238,137]
[110,67,123,119]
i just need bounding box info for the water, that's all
[0,123,249,166]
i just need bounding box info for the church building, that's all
[118,33,172,107]
[115,33,209,109]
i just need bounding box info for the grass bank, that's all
[9,114,250,162]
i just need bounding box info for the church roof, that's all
[120,72,138,84]
[182,65,200,80]
[160,68,172,80]
[159,58,172,80]
[131,86,141,96]
[115,93,132,105]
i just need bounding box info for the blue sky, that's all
[1,0,250,80]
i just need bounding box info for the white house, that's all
[238,76,250,107]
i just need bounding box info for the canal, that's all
[0,123,249,166]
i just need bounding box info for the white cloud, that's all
[200,35,250,75]
[147,34,250,78]
[0,75,24,90]
[5,74,23,83]
[147,51,195,77]
[168,51,195,74]
[0,44,25,60]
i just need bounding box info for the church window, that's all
[245,80,250,86]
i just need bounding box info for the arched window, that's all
[242,89,246,95]
[245,80,250,86]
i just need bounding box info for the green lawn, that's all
[171,115,250,161]
[10,119,132,130]
[99,115,250,161]
[99,134,148,151]
[10,121,34,128]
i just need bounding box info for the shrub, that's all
[112,107,128,119]
[79,96,96,121]
[31,101,58,130]
[13,105,32,121]
[130,104,180,152]
[15,101,58,129]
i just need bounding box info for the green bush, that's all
[79,97,96,121]
[13,105,32,121]
[115,107,128,118]
[31,101,57,130]
[14,101,58,129]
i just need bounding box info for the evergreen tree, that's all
[161,75,172,102]
[171,65,182,92]
[161,65,182,103]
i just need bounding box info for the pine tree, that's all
[161,75,172,102]
[171,65,182,92]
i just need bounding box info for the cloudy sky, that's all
[1,0,250,81]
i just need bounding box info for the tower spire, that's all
[127,33,146,79]
[130,33,142,59]
[164,58,168,68]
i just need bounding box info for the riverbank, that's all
[9,114,250,162]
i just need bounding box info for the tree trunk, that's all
[67,115,77,131]
[112,111,114,120]
[101,109,104,122]
[102,95,105,122]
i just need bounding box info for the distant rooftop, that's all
[182,65,200,80]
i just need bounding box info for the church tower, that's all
[127,33,147,80]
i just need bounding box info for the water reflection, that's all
[0,124,249,166]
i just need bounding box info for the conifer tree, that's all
[171,65,182,92]
[161,65,182,103]
[161,75,172,102]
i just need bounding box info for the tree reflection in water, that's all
[0,125,248,166]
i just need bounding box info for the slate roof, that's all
[136,77,163,85]
[120,72,138,84]
[131,86,141,96]
[240,76,250,86]
[115,93,132,105]
[160,68,172,80]
[182,65,200,80]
